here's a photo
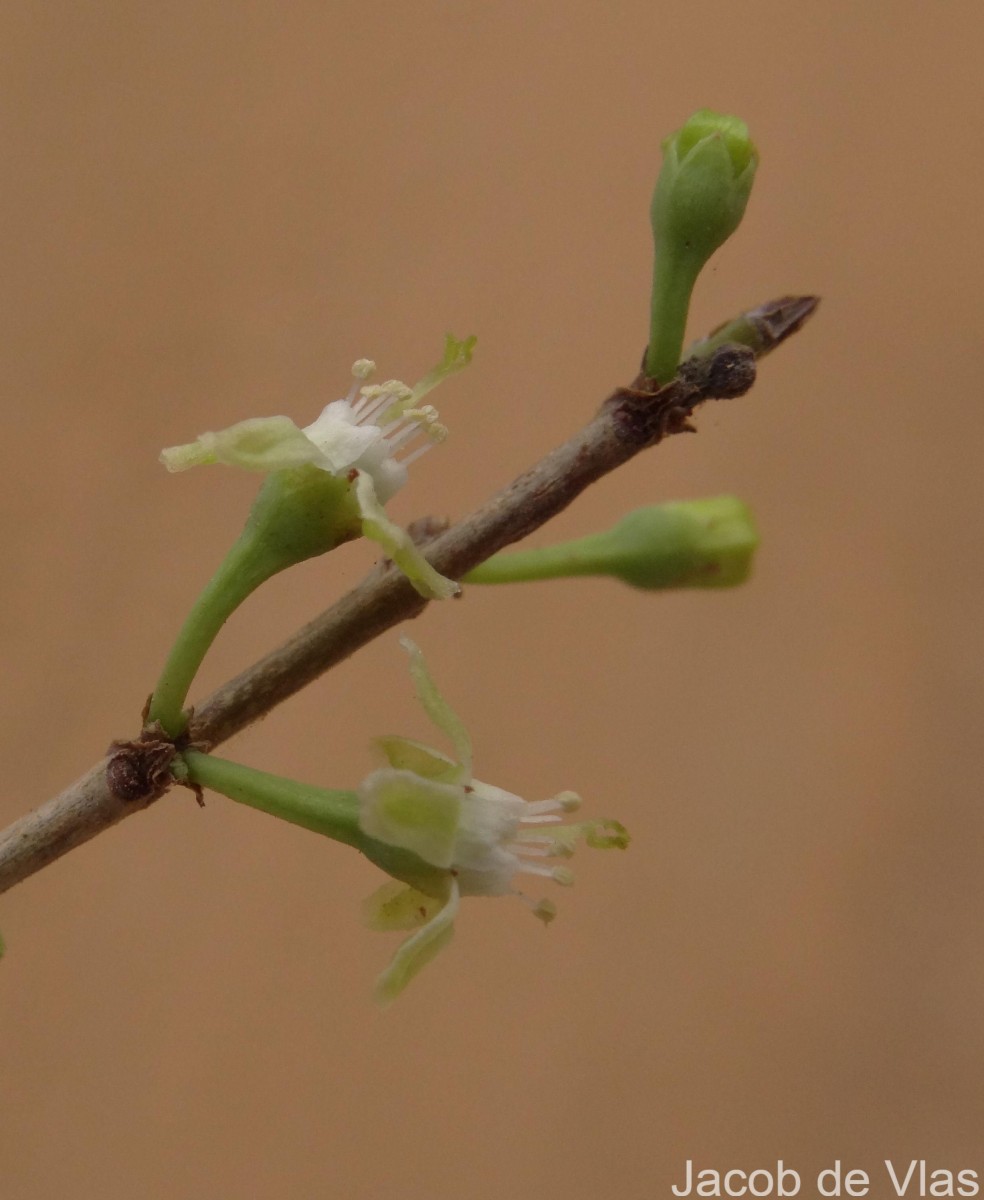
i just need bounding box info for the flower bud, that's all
[653,111,757,257]
[646,110,758,382]
[464,496,759,591]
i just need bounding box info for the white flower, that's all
[358,638,629,1003]
[160,335,476,599]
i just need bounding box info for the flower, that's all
[160,334,476,599]
[357,638,629,1003]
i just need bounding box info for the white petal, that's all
[454,847,524,896]
[352,440,408,504]
[302,401,383,472]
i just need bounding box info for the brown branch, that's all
[0,301,817,895]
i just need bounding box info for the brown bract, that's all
[106,721,208,808]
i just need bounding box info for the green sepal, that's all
[245,464,363,571]
[358,768,462,869]
[372,735,466,784]
[363,878,450,931]
[372,881,459,1006]
[651,110,758,273]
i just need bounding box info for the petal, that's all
[302,401,383,472]
[353,440,408,505]
[371,735,467,785]
[374,879,460,1005]
[362,879,449,931]
[160,416,323,473]
[453,846,524,896]
[358,768,462,869]
[399,637,473,775]
[410,333,477,405]
[354,471,459,600]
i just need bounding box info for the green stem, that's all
[147,466,360,737]
[146,532,287,736]
[465,532,614,584]
[645,246,702,383]
[181,749,443,894]
[180,749,362,847]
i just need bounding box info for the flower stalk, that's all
[178,747,446,896]
[146,466,357,736]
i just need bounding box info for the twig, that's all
[0,301,817,895]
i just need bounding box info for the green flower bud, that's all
[464,497,759,591]
[646,110,759,382]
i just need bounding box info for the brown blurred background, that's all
[2,1,982,1196]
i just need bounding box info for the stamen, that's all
[555,791,582,813]
[400,440,438,469]
[513,892,558,924]
[381,409,447,463]
[525,798,565,817]
[368,382,415,426]
[352,386,401,424]
[385,420,428,452]
[515,861,560,881]
[511,843,552,858]
[346,360,378,408]
[513,833,577,859]
[379,403,438,437]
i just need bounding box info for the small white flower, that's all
[160,335,475,599]
[358,638,629,1003]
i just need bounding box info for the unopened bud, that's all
[646,110,758,383]
[464,497,759,591]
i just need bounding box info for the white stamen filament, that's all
[351,387,402,423]
[515,861,558,880]
[400,441,436,469]
[524,793,582,817]
[384,419,428,452]
[514,830,565,846]
[512,844,551,858]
